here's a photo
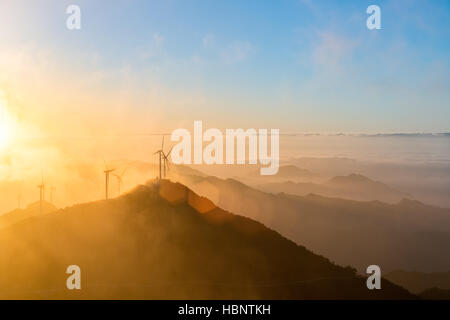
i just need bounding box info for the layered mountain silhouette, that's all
[290,157,450,208]
[0,180,414,299]
[258,173,409,203]
[178,175,450,273]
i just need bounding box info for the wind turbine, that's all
[103,160,115,200]
[162,146,173,178]
[112,168,127,196]
[37,174,45,215]
[154,136,173,180]
[154,136,164,180]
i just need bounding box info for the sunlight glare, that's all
[0,90,14,150]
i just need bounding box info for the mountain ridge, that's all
[0,201,56,229]
[178,174,450,273]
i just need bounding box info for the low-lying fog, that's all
[0,134,449,213]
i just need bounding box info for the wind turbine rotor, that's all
[165,146,173,158]
[164,153,171,170]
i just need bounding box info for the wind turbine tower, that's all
[163,146,173,178]
[154,136,165,180]
[154,136,173,180]
[103,161,116,200]
[37,178,44,215]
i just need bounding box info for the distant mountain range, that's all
[249,165,318,181]
[258,173,410,203]
[288,158,450,208]
[0,180,414,299]
[178,174,450,274]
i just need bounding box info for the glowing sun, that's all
[0,91,14,149]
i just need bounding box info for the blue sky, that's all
[0,0,449,133]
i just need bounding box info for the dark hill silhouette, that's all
[258,173,409,203]
[0,180,413,299]
[0,201,57,229]
[419,287,450,299]
[178,175,450,273]
[385,270,450,294]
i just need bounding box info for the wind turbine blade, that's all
[166,146,174,158]
[161,136,165,150]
